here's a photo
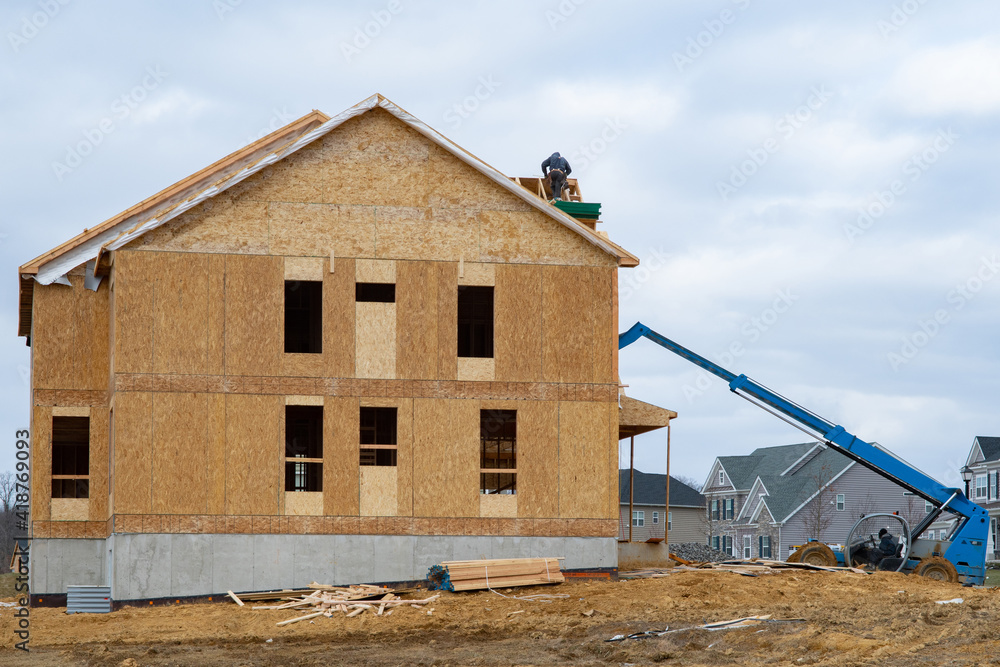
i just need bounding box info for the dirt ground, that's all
[2,569,1000,666]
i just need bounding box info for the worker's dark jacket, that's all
[879,534,899,557]
[541,155,572,176]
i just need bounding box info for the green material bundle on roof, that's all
[554,200,601,220]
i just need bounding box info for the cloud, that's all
[886,40,1000,115]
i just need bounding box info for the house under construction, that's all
[18,94,675,603]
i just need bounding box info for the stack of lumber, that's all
[231,585,441,626]
[620,559,867,579]
[428,557,564,592]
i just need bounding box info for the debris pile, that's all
[428,557,565,592]
[228,584,440,626]
[669,542,730,563]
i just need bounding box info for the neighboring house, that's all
[617,470,704,544]
[963,436,1000,560]
[18,94,675,603]
[702,442,933,560]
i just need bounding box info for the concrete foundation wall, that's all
[617,541,674,570]
[32,534,616,600]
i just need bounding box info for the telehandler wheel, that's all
[786,548,802,563]
[914,556,959,583]
[795,543,838,567]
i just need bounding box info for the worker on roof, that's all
[541,152,572,202]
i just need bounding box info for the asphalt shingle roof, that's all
[977,436,1000,463]
[619,470,704,508]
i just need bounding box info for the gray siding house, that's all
[964,436,1000,560]
[618,470,704,544]
[702,442,932,559]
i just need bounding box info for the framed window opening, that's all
[284,280,323,354]
[458,286,494,358]
[52,416,89,499]
[360,406,397,466]
[285,405,323,492]
[356,282,395,303]
[480,409,515,494]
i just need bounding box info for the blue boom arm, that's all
[620,322,988,583]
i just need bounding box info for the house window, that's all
[836,494,845,511]
[284,405,322,492]
[632,511,645,527]
[652,511,659,525]
[976,474,988,499]
[759,535,771,559]
[711,499,719,520]
[926,530,936,540]
[925,500,934,514]
[52,416,89,499]
[356,282,395,302]
[719,470,725,485]
[712,535,720,551]
[360,407,397,466]
[480,409,516,494]
[743,535,752,558]
[724,535,733,556]
[724,498,734,520]
[284,281,322,354]
[667,511,672,531]
[458,286,493,358]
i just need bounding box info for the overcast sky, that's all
[2,1,998,492]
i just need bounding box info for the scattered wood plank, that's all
[227,591,245,607]
[276,611,324,626]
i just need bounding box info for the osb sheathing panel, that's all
[151,393,212,515]
[480,494,517,518]
[608,401,619,519]
[425,143,532,212]
[412,399,478,518]
[114,392,153,515]
[436,263,458,380]
[355,258,396,284]
[479,210,616,267]
[114,251,154,374]
[360,466,397,516]
[225,254,282,376]
[355,303,396,379]
[515,400,559,519]
[495,263,542,382]
[542,266,595,384]
[88,407,109,521]
[151,252,221,375]
[285,491,323,516]
[284,256,324,281]
[32,276,110,390]
[206,393,227,515]
[459,261,495,286]
[396,261,438,380]
[31,405,52,521]
[225,394,282,515]
[50,498,89,521]
[270,202,376,258]
[558,401,612,519]
[324,397,359,516]
[591,267,616,384]
[457,357,495,382]
[374,207,481,262]
[325,257,355,377]
[396,398,413,516]
[136,192,269,254]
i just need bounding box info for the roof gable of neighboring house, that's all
[773,449,855,523]
[738,477,770,521]
[619,470,704,508]
[18,93,638,336]
[973,436,1000,464]
[709,456,756,491]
